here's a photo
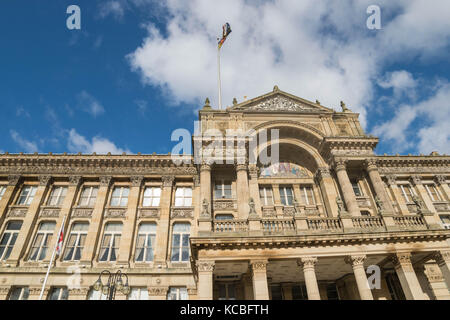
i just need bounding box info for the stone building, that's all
[0,87,449,300]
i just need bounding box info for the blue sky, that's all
[0,0,449,156]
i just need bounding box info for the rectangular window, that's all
[9,287,29,300]
[99,223,122,262]
[29,222,56,261]
[128,288,149,300]
[400,184,415,203]
[110,187,129,207]
[171,223,190,262]
[280,186,294,206]
[326,283,339,300]
[292,284,308,300]
[174,187,192,207]
[142,187,161,207]
[48,287,69,300]
[0,221,23,261]
[17,186,37,205]
[79,186,98,207]
[48,186,68,206]
[214,180,232,199]
[425,184,442,202]
[0,186,6,201]
[167,287,188,300]
[218,283,236,300]
[259,187,274,206]
[440,215,450,230]
[135,223,157,262]
[63,222,89,261]
[300,186,316,205]
[351,180,362,196]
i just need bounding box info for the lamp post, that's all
[92,270,130,300]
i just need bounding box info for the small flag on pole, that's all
[218,23,232,49]
[55,222,65,256]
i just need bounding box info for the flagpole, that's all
[217,46,222,110]
[39,214,67,300]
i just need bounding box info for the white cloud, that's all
[10,130,39,153]
[377,70,418,99]
[99,1,126,20]
[16,106,31,118]
[67,129,131,154]
[127,0,450,131]
[373,82,450,154]
[77,91,105,117]
[135,100,148,115]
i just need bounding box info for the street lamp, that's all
[93,270,130,300]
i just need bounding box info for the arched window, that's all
[171,223,190,262]
[63,222,89,261]
[29,221,56,261]
[135,223,157,262]
[99,223,122,262]
[0,221,23,261]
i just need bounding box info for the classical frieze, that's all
[138,208,160,219]
[7,206,28,218]
[72,207,93,218]
[39,207,61,218]
[235,95,320,113]
[104,208,126,219]
[171,207,194,219]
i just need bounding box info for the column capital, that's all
[410,175,422,186]
[196,260,215,273]
[364,159,378,172]
[391,252,413,270]
[236,163,248,172]
[200,163,212,172]
[39,175,52,186]
[314,167,331,181]
[161,175,175,188]
[99,175,112,187]
[248,165,259,179]
[433,250,450,265]
[130,175,144,187]
[434,175,447,186]
[297,257,318,269]
[345,254,366,267]
[68,175,82,187]
[250,260,268,272]
[333,159,348,172]
[385,174,397,186]
[8,174,21,186]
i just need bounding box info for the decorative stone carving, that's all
[336,196,346,215]
[72,208,93,218]
[236,164,247,172]
[375,195,384,212]
[240,96,319,112]
[248,165,258,179]
[39,175,52,186]
[68,287,89,296]
[434,175,447,185]
[213,199,236,210]
[201,199,210,217]
[138,208,160,219]
[283,206,296,216]
[161,175,174,187]
[8,175,21,186]
[193,175,200,187]
[385,174,397,186]
[391,253,413,272]
[40,208,60,218]
[433,251,450,266]
[131,176,144,187]
[262,206,276,217]
[200,163,211,172]
[412,195,425,213]
[298,257,317,269]
[365,159,378,171]
[196,261,215,272]
[250,260,268,272]
[315,167,331,181]
[148,287,168,296]
[171,207,194,219]
[334,159,347,172]
[105,208,126,219]
[248,198,256,215]
[345,255,366,267]
[410,175,422,185]
[69,175,82,186]
[99,176,112,187]
[340,101,350,112]
[0,287,10,295]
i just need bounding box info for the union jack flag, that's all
[218,23,232,49]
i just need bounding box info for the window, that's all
[170,223,190,262]
[175,187,192,207]
[215,214,234,220]
[300,186,316,205]
[9,287,29,300]
[440,215,450,230]
[400,184,415,203]
[17,186,37,205]
[79,186,98,207]
[259,187,274,206]
[215,180,232,199]
[425,184,442,202]
[270,285,283,300]
[280,186,294,206]
[326,283,339,300]
[361,211,371,216]
[29,222,56,261]
[0,186,6,201]
[63,222,89,261]
[110,187,129,206]
[292,284,308,300]
[99,223,122,262]
[0,221,23,261]
[167,287,188,300]
[142,187,161,207]
[135,223,157,262]
[48,287,69,300]
[87,288,107,300]
[218,283,236,300]
[47,186,68,206]
[128,288,149,300]
[351,180,362,196]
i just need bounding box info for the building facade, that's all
[0,87,449,300]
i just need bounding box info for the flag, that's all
[55,223,65,256]
[218,23,232,49]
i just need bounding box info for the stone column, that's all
[391,252,426,300]
[365,160,395,215]
[385,175,408,214]
[6,175,51,266]
[0,175,21,224]
[200,163,212,210]
[248,165,262,216]
[80,176,111,266]
[334,159,360,216]
[315,168,339,217]
[154,175,174,267]
[345,255,373,300]
[236,163,250,219]
[197,260,215,300]
[434,175,449,201]
[117,176,143,266]
[242,273,254,300]
[298,257,321,300]
[250,260,269,300]
[410,175,435,213]
[433,250,450,290]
